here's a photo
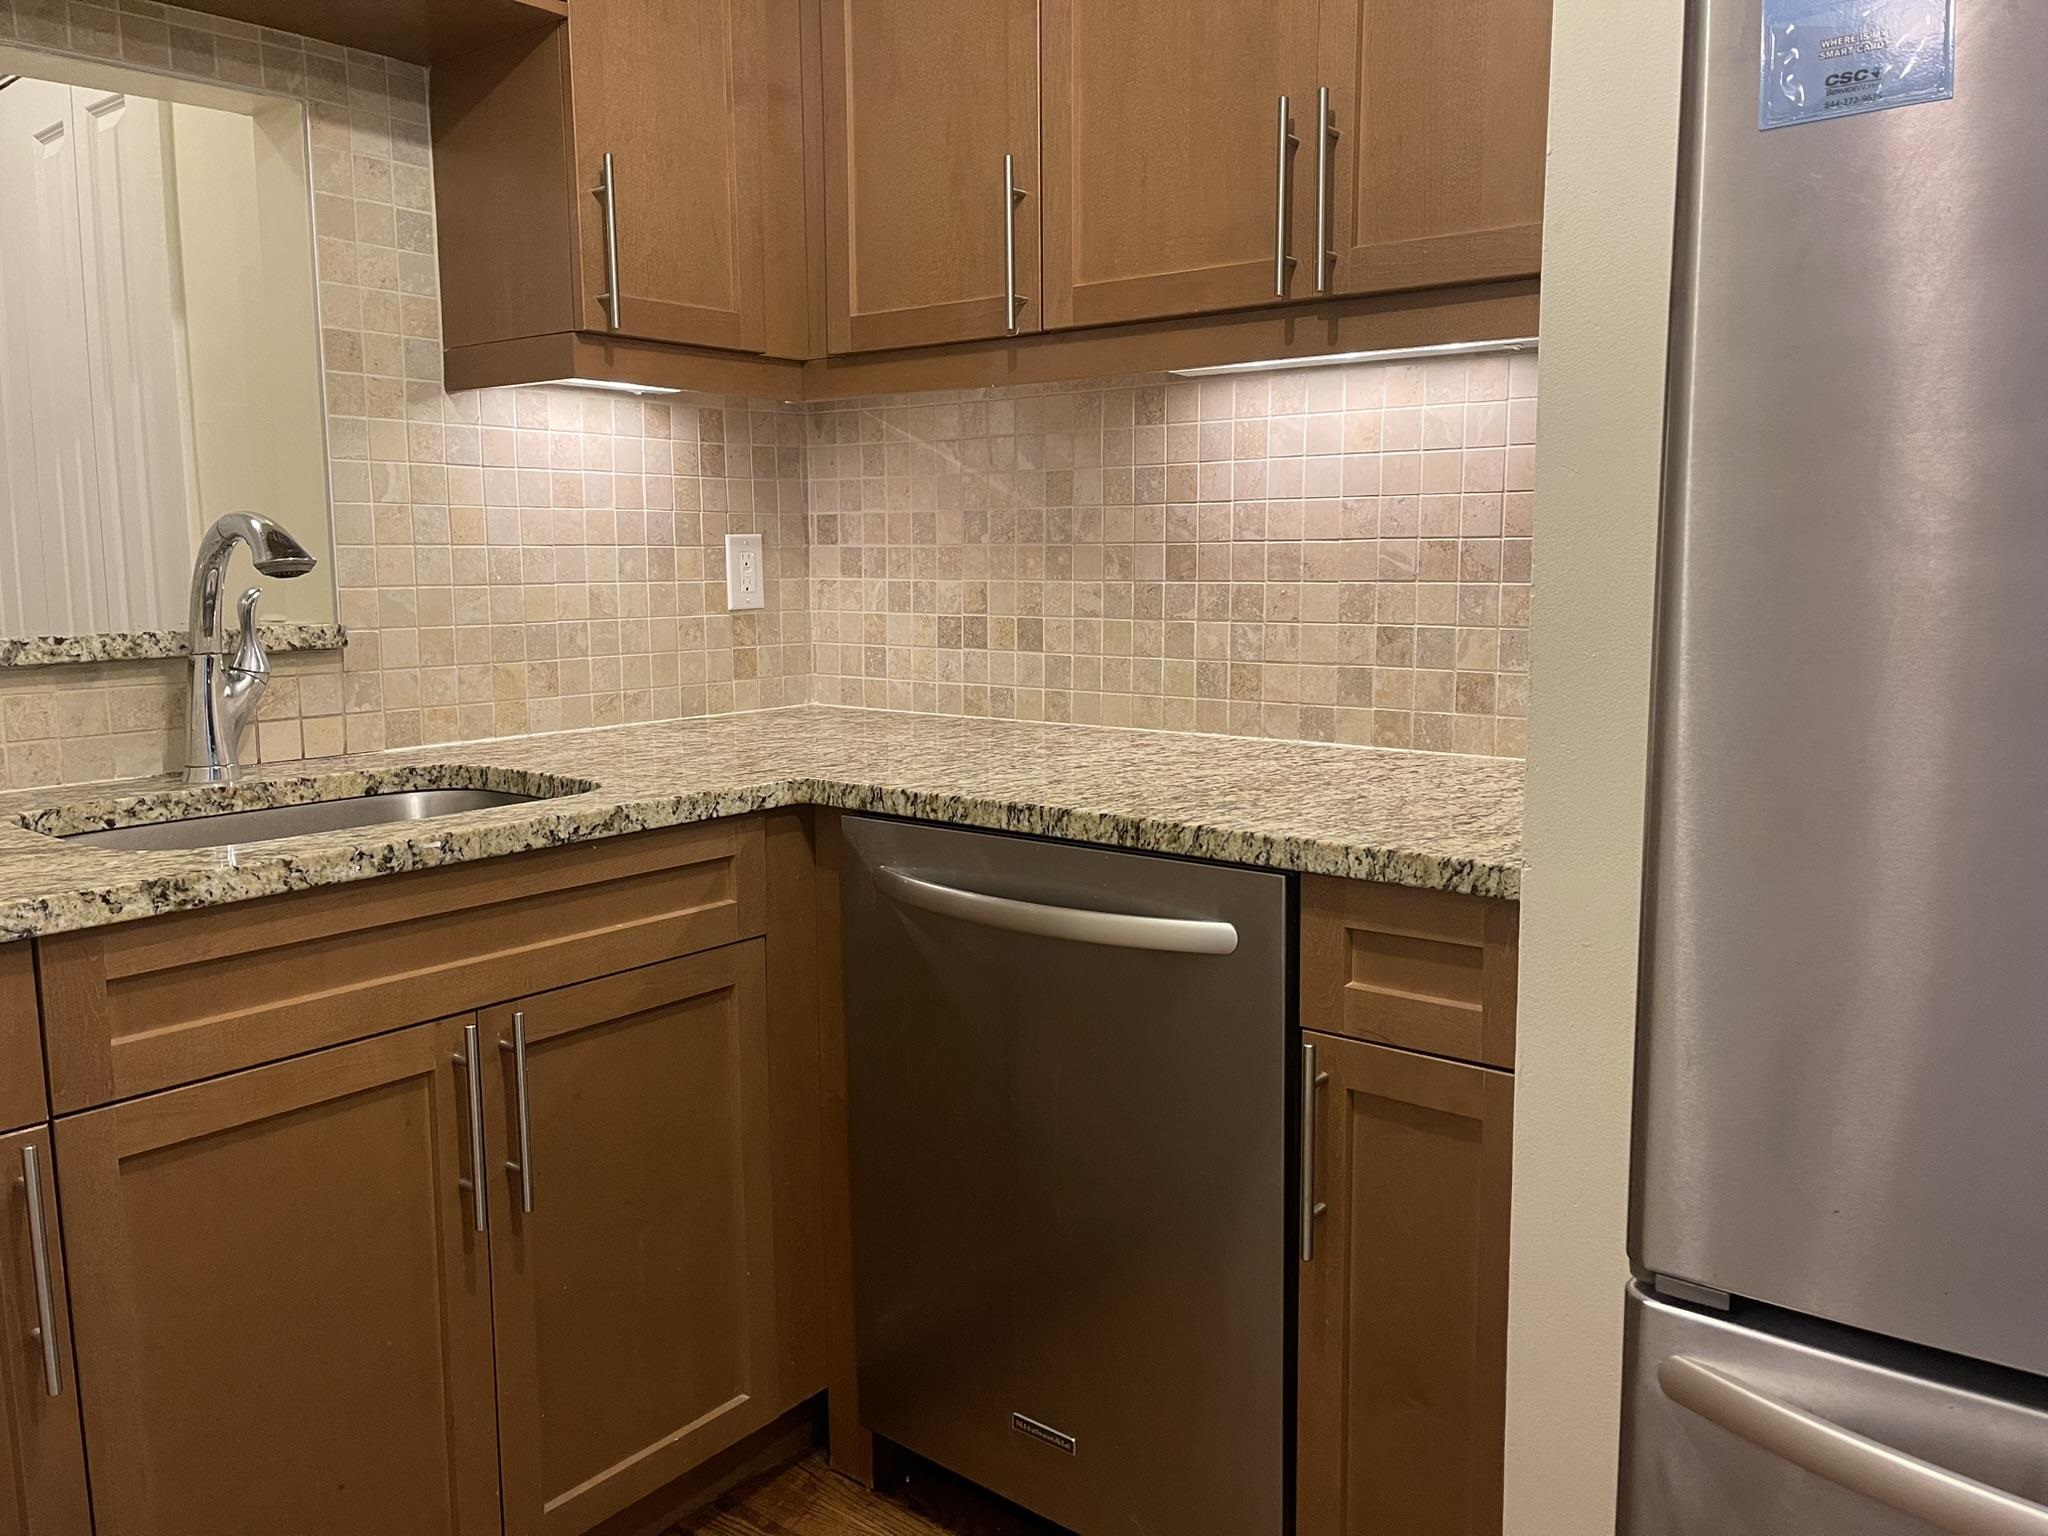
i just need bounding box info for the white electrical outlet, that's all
[724,533,766,611]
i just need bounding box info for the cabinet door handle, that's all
[453,1023,487,1232]
[1299,1039,1329,1263]
[1314,85,1338,293]
[1004,152,1029,336]
[594,150,622,331]
[1274,95,1299,297]
[498,1011,534,1215]
[18,1144,60,1398]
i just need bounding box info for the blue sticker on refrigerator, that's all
[1760,0,1956,129]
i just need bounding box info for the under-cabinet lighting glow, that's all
[1167,336,1538,378]
[536,377,684,397]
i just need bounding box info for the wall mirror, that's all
[0,48,337,657]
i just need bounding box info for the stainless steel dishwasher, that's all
[841,815,1290,1536]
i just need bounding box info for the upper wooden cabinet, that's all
[821,0,1042,352]
[483,945,782,1536]
[435,0,802,357]
[571,0,767,349]
[1315,0,1552,297]
[1040,0,1320,329]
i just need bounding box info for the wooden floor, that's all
[669,1453,1067,1536]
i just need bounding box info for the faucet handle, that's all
[230,588,268,678]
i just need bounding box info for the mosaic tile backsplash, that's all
[0,2,1534,791]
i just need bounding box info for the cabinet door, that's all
[484,943,779,1536]
[56,1019,501,1536]
[822,0,1041,352]
[570,0,767,350]
[0,1126,89,1536]
[1297,1032,1512,1536]
[1317,0,1551,297]
[1041,0,1318,328]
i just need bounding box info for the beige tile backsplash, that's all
[0,2,1533,794]
[808,357,1534,754]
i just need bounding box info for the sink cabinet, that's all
[56,1019,503,1536]
[482,946,781,1536]
[0,1123,89,1536]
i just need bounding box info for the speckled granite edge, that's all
[20,764,601,837]
[793,780,1518,896]
[0,708,1522,941]
[0,622,346,668]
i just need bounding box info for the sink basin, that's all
[55,788,547,852]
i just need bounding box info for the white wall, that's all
[1501,0,1686,1530]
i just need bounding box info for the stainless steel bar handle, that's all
[1659,1356,2048,1536]
[1299,1040,1328,1262]
[1274,95,1299,297]
[1003,153,1028,336]
[876,866,1238,955]
[454,1022,487,1232]
[595,151,622,331]
[499,1011,534,1215]
[18,1145,59,1398]
[1314,85,1338,293]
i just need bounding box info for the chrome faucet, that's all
[184,513,317,785]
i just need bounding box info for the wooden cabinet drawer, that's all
[38,819,765,1113]
[0,947,46,1133]
[1301,875,1518,1069]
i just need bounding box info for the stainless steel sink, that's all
[56,788,544,852]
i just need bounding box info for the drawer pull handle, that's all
[18,1144,60,1398]
[499,1011,535,1214]
[453,1023,487,1232]
[594,150,622,331]
[1299,1040,1328,1263]
[1660,1355,2048,1534]
[1274,94,1299,296]
[1004,152,1029,335]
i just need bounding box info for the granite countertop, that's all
[0,706,1524,941]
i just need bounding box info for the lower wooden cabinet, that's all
[481,944,780,1536]
[0,1125,89,1536]
[48,940,782,1536]
[56,1018,503,1536]
[1296,1031,1513,1536]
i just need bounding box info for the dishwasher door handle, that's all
[876,867,1239,956]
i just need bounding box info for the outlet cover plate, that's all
[724,533,765,611]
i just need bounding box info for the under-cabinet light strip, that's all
[1167,336,1538,378]
[535,377,684,397]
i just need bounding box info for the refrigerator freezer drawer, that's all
[1622,1286,2048,1535]
[839,816,1290,1536]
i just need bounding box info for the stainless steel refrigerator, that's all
[1623,0,2048,1530]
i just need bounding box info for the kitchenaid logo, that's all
[1819,29,1891,59]
[1011,1413,1078,1455]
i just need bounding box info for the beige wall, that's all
[169,93,335,626]
[1502,0,1683,1531]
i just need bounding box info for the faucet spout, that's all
[184,514,317,785]
[187,512,317,655]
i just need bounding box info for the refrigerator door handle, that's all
[1660,1356,2048,1536]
